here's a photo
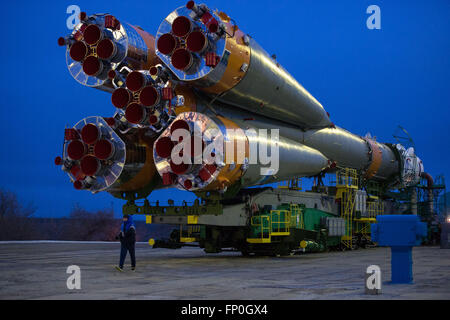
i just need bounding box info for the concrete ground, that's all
[0,242,448,300]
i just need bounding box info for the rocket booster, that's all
[152,112,329,192]
[155,3,331,129]
[59,13,158,92]
[56,3,424,199]
[194,100,422,186]
[58,117,158,196]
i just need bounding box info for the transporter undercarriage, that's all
[125,168,442,256]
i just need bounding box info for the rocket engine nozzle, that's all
[67,140,87,161]
[139,86,160,107]
[171,48,194,71]
[126,71,150,92]
[69,41,88,62]
[81,123,100,145]
[171,16,193,38]
[111,87,132,109]
[82,55,107,77]
[97,38,118,60]
[155,136,175,159]
[125,103,147,124]
[186,31,209,53]
[157,33,178,56]
[94,139,116,160]
[83,24,102,45]
[80,155,101,176]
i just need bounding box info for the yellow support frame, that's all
[180,237,197,243]
[335,168,384,247]
[247,215,271,243]
[355,200,382,241]
[289,204,304,229]
[246,210,291,243]
[270,210,291,236]
[187,215,199,224]
[179,225,200,243]
[367,201,384,219]
[354,219,376,236]
[335,168,358,249]
[277,178,302,190]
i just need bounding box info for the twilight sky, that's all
[1,0,449,218]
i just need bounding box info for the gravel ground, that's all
[0,242,448,300]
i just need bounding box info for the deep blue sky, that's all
[1,0,449,218]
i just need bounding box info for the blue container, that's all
[371,215,427,284]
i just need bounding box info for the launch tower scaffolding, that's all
[335,168,358,249]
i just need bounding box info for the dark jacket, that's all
[119,227,136,246]
[118,216,136,246]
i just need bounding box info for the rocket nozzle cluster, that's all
[63,15,124,80]
[156,1,224,75]
[153,113,243,192]
[109,69,183,130]
[56,117,126,192]
[59,12,158,91]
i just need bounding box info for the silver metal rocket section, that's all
[152,112,329,192]
[196,99,422,187]
[217,38,332,129]
[240,125,331,187]
[154,3,332,129]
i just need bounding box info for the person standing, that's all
[115,214,136,272]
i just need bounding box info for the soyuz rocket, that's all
[55,2,424,200]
